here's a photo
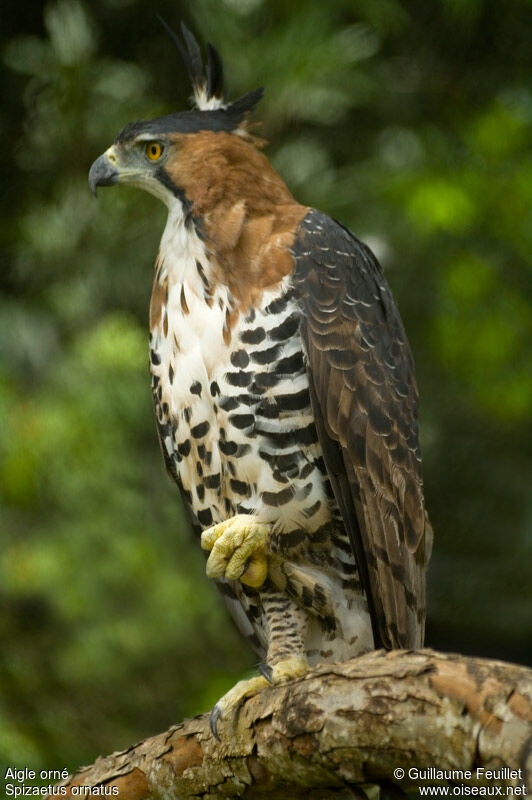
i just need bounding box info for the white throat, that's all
[157,197,213,290]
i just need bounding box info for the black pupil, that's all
[151,144,158,156]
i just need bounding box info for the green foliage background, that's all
[1,0,531,776]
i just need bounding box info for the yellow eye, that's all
[146,141,163,161]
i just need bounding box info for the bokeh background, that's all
[1,0,531,777]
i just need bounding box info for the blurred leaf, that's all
[407,178,476,233]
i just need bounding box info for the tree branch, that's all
[52,649,532,799]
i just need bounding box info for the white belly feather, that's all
[150,241,330,533]
[150,208,373,661]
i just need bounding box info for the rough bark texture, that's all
[51,649,532,799]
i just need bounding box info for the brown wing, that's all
[292,209,431,649]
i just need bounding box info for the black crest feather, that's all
[157,16,263,118]
[113,18,264,142]
[157,16,226,109]
[206,42,224,99]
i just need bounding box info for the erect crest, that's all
[158,17,264,119]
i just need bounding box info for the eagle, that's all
[89,22,432,737]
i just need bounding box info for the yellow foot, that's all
[210,656,310,740]
[201,514,269,588]
[210,675,269,740]
[270,655,309,682]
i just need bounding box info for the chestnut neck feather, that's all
[163,131,309,307]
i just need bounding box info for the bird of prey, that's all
[89,22,432,737]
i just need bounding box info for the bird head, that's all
[88,21,264,210]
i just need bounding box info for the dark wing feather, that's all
[292,209,431,649]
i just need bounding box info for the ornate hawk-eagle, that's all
[89,23,431,735]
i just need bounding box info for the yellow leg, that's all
[201,514,269,588]
[210,655,310,740]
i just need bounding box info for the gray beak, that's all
[89,153,119,196]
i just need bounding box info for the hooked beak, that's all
[88,148,120,196]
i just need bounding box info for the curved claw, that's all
[210,704,222,741]
[258,662,273,685]
[207,674,270,739]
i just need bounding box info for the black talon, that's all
[258,662,273,684]
[239,557,251,579]
[210,704,222,741]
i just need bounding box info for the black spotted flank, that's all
[295,423,319,446]
[150,350,161,365]
[210,381,220,396]
[240,327,265,345]
[251,371,281,391]
[218,395,239,412]
[234,393,256,407]
[281,529,306,548]
[177,439,191,457]
[299,481,313,500]
[197,508,213,526]
[226,370,252,388]
[271,469,290,484]
[230,479,249,496]
[264,289,294,315]
[228,413,254,430]
[255,421,318,448]
[303,499,322,518]
[204,473,221,489]
[274,350,304,376]
[268,312,299,342]
[259,449,301,471]
[257,388,310,419]
[256,400,279,419]
[230,349,250,369]
[191,420,210,438]
[219,440,238,456]
[262,486,294,506]
[299,461,314,479]
[168,365,174,384]
[250,343,281,365]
